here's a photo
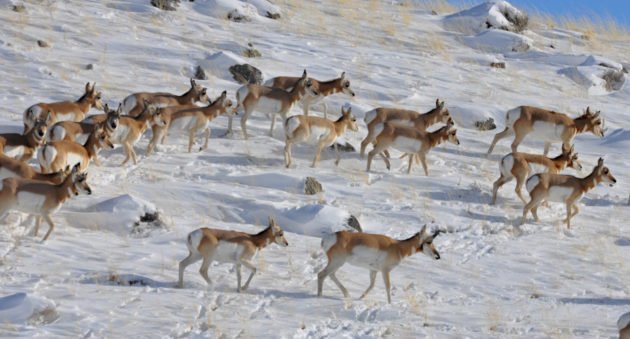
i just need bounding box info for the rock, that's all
[329,142,355,152]
[12,4,26,12]
[150,0,178,11]
[346,215,362,232]
[475,118,496,131]
[229,63,263,85]
[243,43,261,58]
[37,40,50,48]
[193,65,208,80]
[490,62,505,69]
[85,63,95,70]
[266,11,280,19]
[304,177,323,195]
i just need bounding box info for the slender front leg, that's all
[312,142,325,168]
[240,260,257,291]
[543,142,551,156]
[382,270,392,304]
[359,270,378,299]
[419,153,429,176]
[269,112,277,137]
[284,140,293,168]
[188,131,195,153]
[236,263,243,292]
[199,256,212,286]
[33,216,42,236]
[202,128,211,151]
[41,214,56,242]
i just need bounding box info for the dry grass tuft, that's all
[602,69,625,91]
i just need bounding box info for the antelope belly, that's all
[530,121,563,141]
[4,146,25,159]
[66,152,84,168]
[110,124,129,144]
[212,241,246,263]
[0,168,18,180]
[75,133,89,145]
[15,192,47,213]
[306,126,332,144]
[56,112,76,122]
[391,137,422,153]
[256,97,283,115]
[170,116,197,133]
[547,186,575,202]
[347,246,389,270]
[386,119,414,128]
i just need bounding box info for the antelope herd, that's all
[0,67,619,303]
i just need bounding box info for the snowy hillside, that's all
[1,0,629,337]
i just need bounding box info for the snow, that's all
[443,1,527,34]
[462,29,532,53]
[0,0,629,337]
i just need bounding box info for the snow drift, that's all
[443,1,528,34]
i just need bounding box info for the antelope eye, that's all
[352,118,356,122]
[603,168,609,174]
[344,83,350,88]
[595,121,601,125]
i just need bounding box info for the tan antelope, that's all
[487,106,604,155]
[147,91,236,154]
[121,79,209,117]
[145,103,200,155]
[0,163,91,241]
[522,158,616,228]
[23,82,104,132]
[38,126,114,173]
[361,99,452,158]
[317,226,440,303]
[228,70,319,139]
[177,217,289,291]
[49,104,120,144]
[491,145,582,205]
[0,154,70,184]
[264,71,355,118]
[284,106,359,168]
[107,102,166,165]
[366,122,460,175]
[0,118,48,161]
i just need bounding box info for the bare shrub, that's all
[151,0,179,11]
[490,62,506,69]
[602,70,625,91]
[475,118,497,131]
[500,8,529,33]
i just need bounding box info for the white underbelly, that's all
[56,112,77,122]
[212,241,247,263]
[0,168,19,180]
[306,126,333,144]
[528,163,547,174]
[386,119,414,128]
[347,246,389,271]
[110,125,130,144]
[169,116,198,133]
[15,192,48,213]
[4,146,25,159]
[391,136,422,153]
[255,97,284,115]
[66,151,85,168]
[547,186,577,202]
[529,121,564,141]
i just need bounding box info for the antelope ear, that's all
[586,106,591,114]
[72,163,81,173]
[116,103,123,114]
[302,69,307,79]
[221,90,227,98]
[340,71,346,80]
[85,82,91,92]
[91,83,97,92]
[593,110,601,118]
[438,100,445,110]
[435,98,440,108]
[104,103,110,112]
[597,157,604,167]
[190,78,196,87]
[419,224,427,236]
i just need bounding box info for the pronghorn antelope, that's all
[0,118,48,161]
[49,104,120,144]
[108,102,166,165]
[145,103,200,155]
[366,121,460,174]
[619,312,630,339]
[264,71,355,118]
[0,163,91,241]
[177,217,289,291]
[283,106,359,168]
[147,91,236,154]
[491,145,582,205]
[522,158,616,228]
[121,79,209,117]
[317,226,440,303]
[0,154,70,184]
[487,106,604,155]
[360,99,451,158]
[38,126,114,173]
[228,70,319,139]
[23,82,103,132]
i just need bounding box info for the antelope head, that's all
[269,216,289,247]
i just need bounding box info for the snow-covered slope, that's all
[0,1,628,337]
